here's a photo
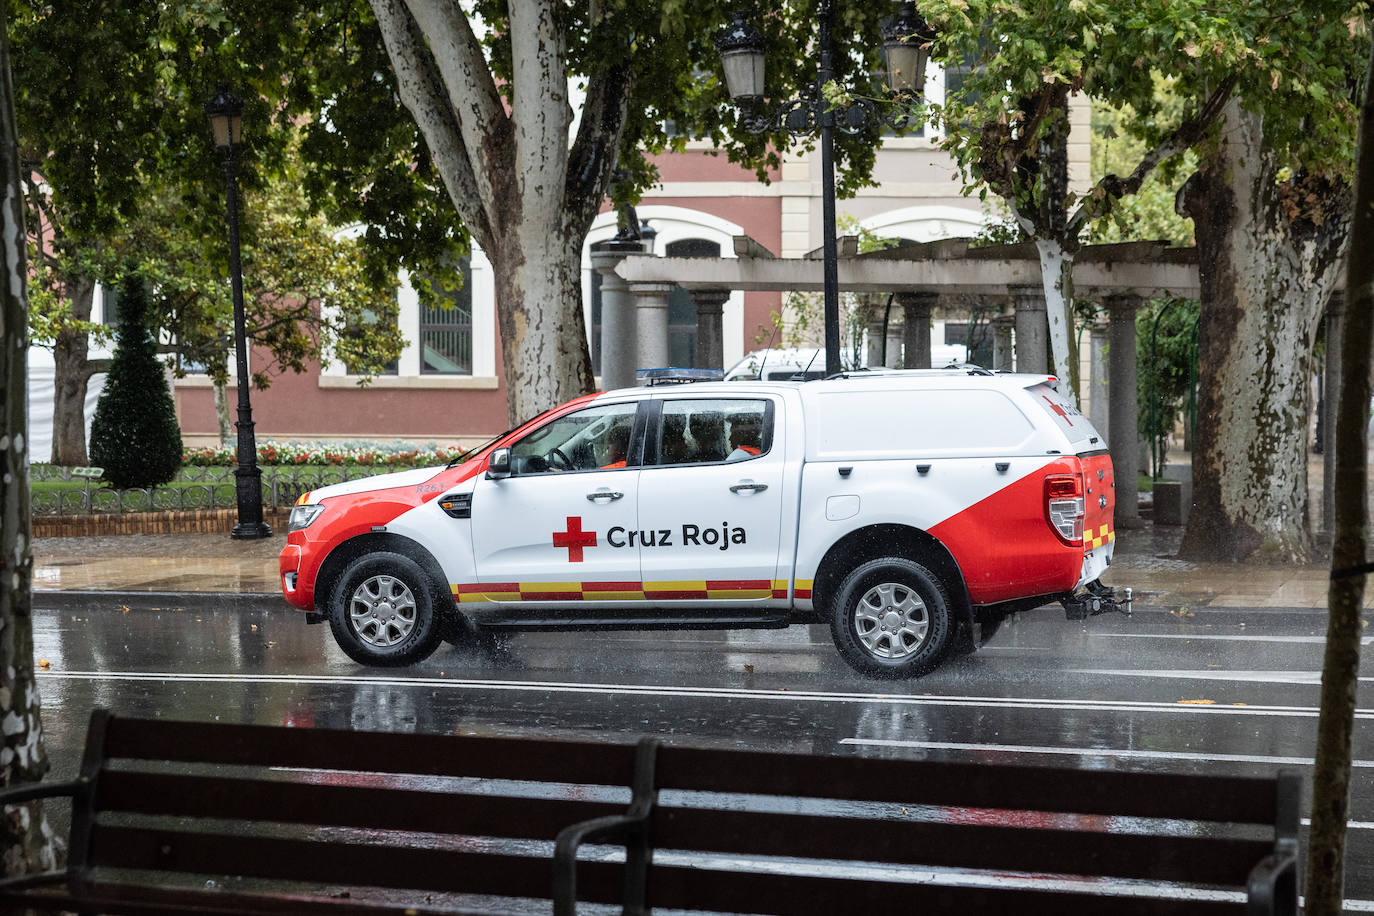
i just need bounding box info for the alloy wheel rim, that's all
[349,575,418,648]
[853,581,929,660]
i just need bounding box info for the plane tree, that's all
[12,0,426,462]
[921,0,1366,562]
[357,0,886,424]
[0,0,62,875]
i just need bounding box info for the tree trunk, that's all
[370,0,628,426]
[1178,100,1350,562]
[1305,36,1374,913]
[214,378,233,445]
[49,274,97,466]
[0,3,62,877]
[1035,239,1077,399]
[491,223,596,426]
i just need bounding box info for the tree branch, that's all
[1067,75,1238,237]
[507,0,571,220]
[565,57,635,234]
[370,0,494,246]
[401,0,508,211]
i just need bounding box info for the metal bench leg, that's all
[553,738,660,916]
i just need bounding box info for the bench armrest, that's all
[0,778,86,894]
[0,777,84,808]
[553,738,659,916]
[1247,848,1297,916]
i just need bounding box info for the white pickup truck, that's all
[280,369,1123,678]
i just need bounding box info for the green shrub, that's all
[89,274,183,488]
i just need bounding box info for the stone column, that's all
[629,280,673,375]
[691,289,730,371]
[865,319,885,368]
[1323,290,1345,535]
[1088,319,1111,443]
[1105,294,1143,528]
[990,314,1014,371]
[1009,285,1048,374]
[591,245,641,391]
[898,291,937,369]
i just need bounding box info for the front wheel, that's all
[828,558,952,679]
[329,552,442,666]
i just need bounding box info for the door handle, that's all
[730,482,768,494]
[586,490,624,502]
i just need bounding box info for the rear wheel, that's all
[828,558,952,679]
[329,552,442,666]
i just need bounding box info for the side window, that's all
[655,399,772,467]
[509,403,638,475]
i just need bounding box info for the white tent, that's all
[26,346,106,465]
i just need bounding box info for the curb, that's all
[35,590,279,612]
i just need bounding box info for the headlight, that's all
[288,504,326,532]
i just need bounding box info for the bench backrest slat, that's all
[102,717,635,787]
[656,746,1279,824]
[90,824,628,906]
[97,770,624,842]
[640,860,1249,915]
[652,806,1274,886]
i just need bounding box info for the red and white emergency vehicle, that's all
[280,369,1126,678]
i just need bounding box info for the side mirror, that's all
[486,447,511,480]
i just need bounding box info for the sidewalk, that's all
[30,524,1336,611]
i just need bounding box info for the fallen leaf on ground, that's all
[37,660,50,670]
[1178,698,1215,705]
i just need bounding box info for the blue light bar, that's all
[635,367,725,386]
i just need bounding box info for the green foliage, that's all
[916,0,1368,234]
[1136,298,1200,476]
[88,274,183,489]
[12,1,413,385]
[1090,91,1195,245]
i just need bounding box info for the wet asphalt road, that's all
[28,594,1374,907]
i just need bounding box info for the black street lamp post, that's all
[205,85,271,540]
[716,2,932,377]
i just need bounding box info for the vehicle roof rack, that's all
[636,367,724,386]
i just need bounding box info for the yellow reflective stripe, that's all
[707,589,772,600]
[519,582,583,593]
[643,581,708,591]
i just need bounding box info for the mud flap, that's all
[1062,579,1132,620]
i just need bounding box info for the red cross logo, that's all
[1043,396,1074,426]
[552,516,598,563]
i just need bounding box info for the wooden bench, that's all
[0,709,1298,915]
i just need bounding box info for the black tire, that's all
[328,552,442,666]
[828,558,952,679]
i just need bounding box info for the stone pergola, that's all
[594,237,1340,531]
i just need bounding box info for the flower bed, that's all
[183,441,470,469]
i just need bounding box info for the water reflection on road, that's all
[29,595,1374,903]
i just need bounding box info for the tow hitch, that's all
[1062,579,1132,620]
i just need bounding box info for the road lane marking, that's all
[1098,633,1374,645]
[838,738,1374,769]
[1068,669,1374,685]
[34,670,1374,719]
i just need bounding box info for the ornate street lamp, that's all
[205,85,271,540]
[716,2,933,377]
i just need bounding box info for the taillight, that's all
[1045,473,1085,545]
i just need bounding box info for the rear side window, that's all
[812,388,1035,458]
[653,399,773,466]
[1028,383,1102,451]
